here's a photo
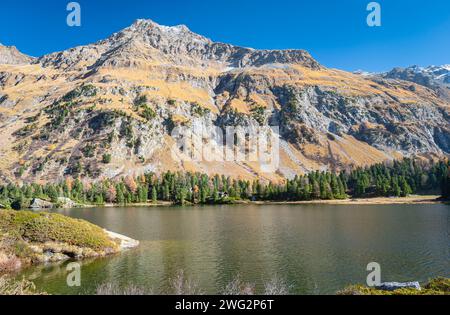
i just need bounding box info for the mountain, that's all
[36,19,320,71]
[0,19,448,183]
[382,65,450,99]
[0,43,34,65]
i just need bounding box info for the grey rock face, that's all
[216,75,449,155]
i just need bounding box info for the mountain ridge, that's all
[34,19,321,72]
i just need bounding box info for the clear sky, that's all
[0,0,449,72]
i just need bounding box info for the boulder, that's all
[376,282,421,291]
[105,230,140,250]
[29,198,53,210]
[56,197,78,209]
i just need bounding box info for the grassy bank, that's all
[338,278,450,295]
[0,210,120,273]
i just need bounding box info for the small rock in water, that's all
[376,282,421,291]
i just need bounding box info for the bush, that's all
[134,95,148,108]
[190,102,210,117]
[102,154,112,164]
[140,105,156,121]
[82,144,96,158]
[250,105,267,125]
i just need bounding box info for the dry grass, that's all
[94,272,290,295]
[222,275,256,295]
[96,283,152,295]
[0,251,22,273]
[263,277,291,295]
[170,270,204,295]
[0,276,46,295]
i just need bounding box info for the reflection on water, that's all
[19,204,450,294]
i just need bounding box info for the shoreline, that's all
[65,195,446,209]
[252,195,445,206]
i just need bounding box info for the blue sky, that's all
[0,0,449,72]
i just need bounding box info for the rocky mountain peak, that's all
[130,19,195,36]
[0,44,34,65]
[36,19,321,71]
[105,19,212,47]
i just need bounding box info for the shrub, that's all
[82,144,96,158]
[134,95,148,108]
[102,154,112,164]
[140,105,156,121]
[250,105,267,125]
[190,102,210,117]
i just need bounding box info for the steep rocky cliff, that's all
[0,19,448,183]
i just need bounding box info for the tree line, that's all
[0,158,448,209]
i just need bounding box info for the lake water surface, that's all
[19,204,449,294]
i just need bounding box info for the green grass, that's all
[0,210,117,251]
[337,278,450,295]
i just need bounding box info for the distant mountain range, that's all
[0,19,448,183]
[381,65,450,99]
